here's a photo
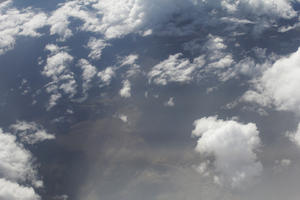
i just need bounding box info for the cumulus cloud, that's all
[0,129,34,181]
[201,35,237,81]
[43,0,299,41]
[97,66,116,86]
[119,80,131,98]
[0,128,43,199]
[192,116,262,188]
[78,59,97,94]
[42,44,77,109]
[47,0,101,41]
[9,121,55,144]
[119,54,142,78]
[0,0,296,53]
[0,0,47,54]
[0,178,40,200]
[148,53,205,85]
[86,37,109,60]
[242,47,300,113]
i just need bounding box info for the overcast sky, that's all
[1,0,300,200]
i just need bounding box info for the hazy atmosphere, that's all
[1,0,300,200]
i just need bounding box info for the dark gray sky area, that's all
[1,0,300,200]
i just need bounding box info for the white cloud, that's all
[192,116,262,188]
[148,53,205,85]
[47,93,62,111]
[118,114,128,123]
[201,35,237,81]
[207,54,234,69]
[42,45,74,80]
[44,0,298,42]
[242,47,300,113]
[97,67,116,86]
[78,59,97,93]
[42,44,77,109]
[119,80,131,98]
[0,1,47,54]
[126,63,142,78]
[0,121,52,200]
[47,0,101,41]
[0,178,40,200]
[9,121,55,145]
[164,97,175,107]
[200,0,297,19]
[120,54,139,66]
[0,128,34,181]
[119,54,141,77]
[86,37,109,60]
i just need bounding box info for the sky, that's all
[1,0,300,199]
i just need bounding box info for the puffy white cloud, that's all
[119,80,131,98]
[86,37,109,60]
[148,53,205,85]
[0,128,34,181]
[97,67,116,86]
[242,47,300,113]
[164,97,175,107]
[42,45,74,80]
[0,121,52,199]
[0,0,47,54]
[78,59,97,93]
[9,121,55,145]
[0,178,40,200]
[192,116,262,188]
[42,44,77,109]
[47,0,101,41]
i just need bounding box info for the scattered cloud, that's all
[192,116,262,188]
[42,44,76,110]
[0,178,40,200]
[9,121,55,144]
[86,37,109,60]
[0,127,44,199]
[0,128,34,181]
[118,114,128,123]
[119,80,131,98]
[242,47,300,113]
[78,59,97,94]
[120,54,139,67]
[97,66,116,86]
[119,54,142,78]
[148,53,205,85]
[0,0,47,54]
[164,97,175,107]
